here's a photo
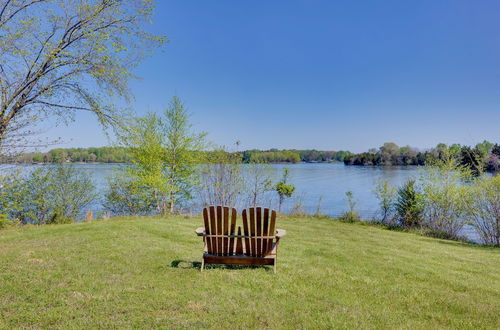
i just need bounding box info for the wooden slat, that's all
[235,226,243,255]
[216,205,223,255]
[223,206,229,255]
[204,255,275,266]
[256,207,262,256]
[228,208,237,255]
[249,208,256,257]
[262,208,270,256]
[242,209,250,256]
[203,208,212,254]
[209,206,217,254]
[267,210,276,254]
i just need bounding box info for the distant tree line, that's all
[8,147,130,164]
[344,141,500,174]
[4,148,353,164]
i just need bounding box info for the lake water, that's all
[3,163,420,216]
[1,163,479,242]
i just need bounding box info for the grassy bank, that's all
[0,216,499,328]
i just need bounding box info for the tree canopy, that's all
[0,0,164,152]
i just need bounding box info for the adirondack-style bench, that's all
[195,206,286,273]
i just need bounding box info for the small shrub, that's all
[338,211,361,223]
[466,175,500,246]
[103,174,157,216]
[395,179,423,228]
[275,168,295,212]
[290,193,306,216]
[0,214,8,229]
[338,191,360,222]
[419,160,472,238]
[373,179,397,224]
[6,165,96,225]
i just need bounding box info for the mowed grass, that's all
[0,216,499,329]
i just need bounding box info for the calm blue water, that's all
[1,163,479,241]
[2,162,420,216]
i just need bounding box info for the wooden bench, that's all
[195,206,286,273]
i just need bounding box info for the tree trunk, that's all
[169,190,174,214]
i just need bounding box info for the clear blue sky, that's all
[45,0,500,153]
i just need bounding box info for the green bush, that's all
[6,166,96,225]
[0,214,7,229]
[466,175,500,246]
[373,179,397,224]
[419,160,472,238]
[395,179,423,228]
[103,174,157,216]
[275,168,295,212]
[338,211,361,223]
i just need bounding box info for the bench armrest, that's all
[276,229,286,238]
[195,227,205,236]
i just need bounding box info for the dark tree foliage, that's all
[459,146,486,176]
[395,180,423,228]
[344,141,498,173]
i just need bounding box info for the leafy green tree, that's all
[114,96,206,214]
[163,96,207,212]
[118,112,169,214]
[0,0,164,151]
[476,140,494,154]
[449,143,462,156]
[275,168,295,212]
[435,143,450,160]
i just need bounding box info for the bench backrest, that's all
[202,206,277,257]
[242,207,276,257]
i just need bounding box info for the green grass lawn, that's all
[0,216,499,328]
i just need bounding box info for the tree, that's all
[460,146,485,176]
[0,0,164,152]
[395,179,423,228]
[115,96,206,214]
[163,96,207,213]
[244,162,274,208]
[199,148,244,207]
[119,112,170,214]
[275,168,295,212]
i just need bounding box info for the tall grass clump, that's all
[339,191,360,222]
